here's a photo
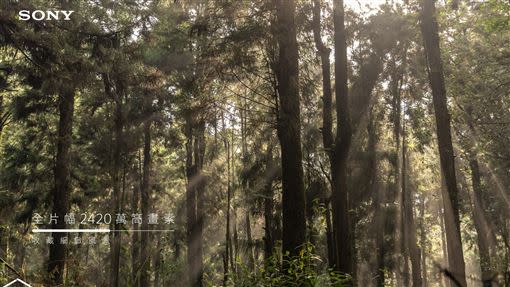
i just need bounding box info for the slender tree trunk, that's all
[389,55,407,287]
[48,87,74,285]
[463,107,497,283]
[420,197,428,287]
[195,122,205,287]
[420,0,467,285]
[223,135,231,286]
[263,149,275,260]
[332,0,353,279]
[245,213,255,270]
[312,0,337,270]
[0,226,7,270]
[140,119,151,287]
[439,196,451,287]
[185,118,198,287]
[312,0,333,154]
[105,75,124,287]
[240,107,255,271]
[275,0,307,257]
[186,115,206,287]
[374,188,386,287]
[230,125,237,273]
[402,216,410,287]
[233,208,238,274]
[132,155,141,287]
[263,187,274,260]
[365,110,384,287]
[324,200,336,268]
[469,158,493,283]
[402,121,423,287]
[153,237,161,287]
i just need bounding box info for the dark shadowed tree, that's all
[274,0,307,257]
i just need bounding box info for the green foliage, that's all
[227,244,349,287]
[479,0,510,33]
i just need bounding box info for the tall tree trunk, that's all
[140,119,152,287]
[420,197,428,287]
[312,0,336,269]
[263,148,275,260]
[364,109,384,287]
[48,87,74,285]
[312,0,333,156]
[325,200,336,268]
[233,208,238,274]
[275,0,307,257]
[105,74,123,287]
[332,0,353,279]
[439,196,451,287]
[0,226,7,271]
[469,158,493,283]
[185,120,198,287]
[240,107,255,271]
[420,0,467,285]
[153,237,162,287]
[245,213,255,270]
[463,107,497,284]
[230,126,237,273]
[223,134,231,286]
[389,53,406,287]
[402,120,423,287]
[132,154,141,287]
[186,115,206,287]
[374,184,386,287]
[195,122,206,287]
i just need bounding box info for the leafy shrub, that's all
[228,244,349,287]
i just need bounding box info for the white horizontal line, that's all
[33,229,110,233]
[118,230,174,232]
[32,229,174,233]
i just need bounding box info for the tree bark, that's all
[402,122,423,287]
[186,114,206,287]
[240,107,255,271]
[332,0,353,279]
[104,74,123,287]
[195,122,205,287]
[153,237,162,287]
[420,197,428,287]
[439,195,451,287]
[312,0,333,154]
[420,0,467,285]
[263,148,275,260]
[275,0,307,257]
[140,119,151,287]
[132,154,141,287]
[245,213,255,270]
[223,135,231,286]
[364,110,384,287]
[469,158,494,283]
[463,107,497,283]
[374,185,386,287]
[324,200,336,269]
[312,0,336,269]
[389,53,406,287]
[47,87,74,285]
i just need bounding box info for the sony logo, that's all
[18,10,74,21]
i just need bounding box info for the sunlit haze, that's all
[344,0,389,13]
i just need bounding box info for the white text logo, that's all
[18,10,74,21]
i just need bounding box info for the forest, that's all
[0,0,509,286]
